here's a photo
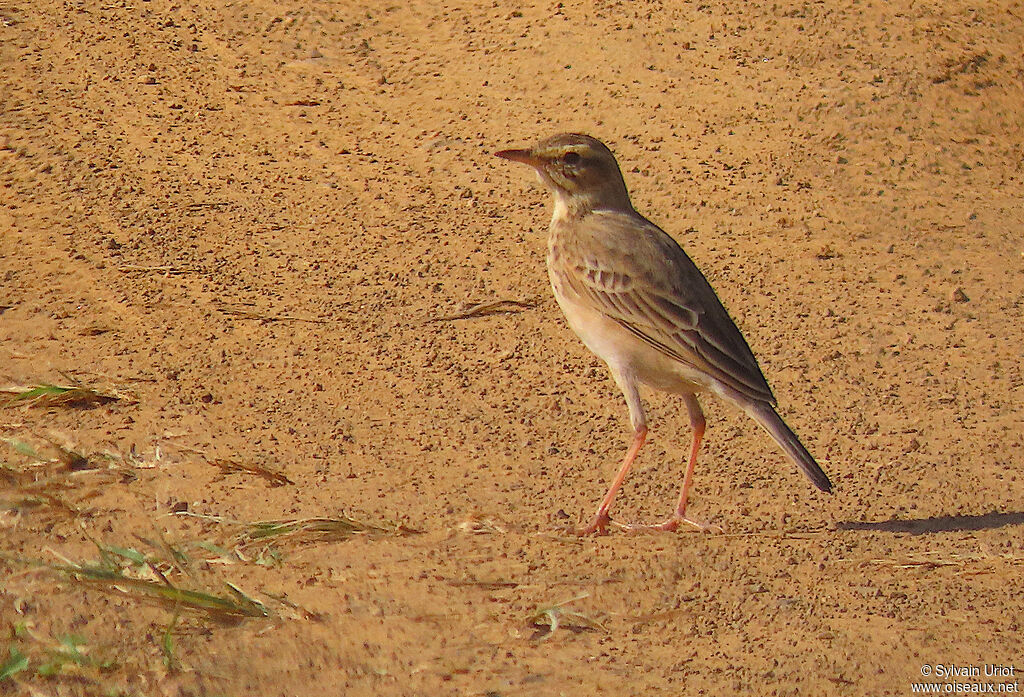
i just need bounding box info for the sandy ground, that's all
[2,0,1023,695]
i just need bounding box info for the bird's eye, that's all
[562,152,581,166]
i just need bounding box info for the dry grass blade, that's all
[211,458,293,486]
[1,492,80,517]
[9,553,270,622]
[427,298,538,323]
[259,591,326,622]
[1,437,133,522]
[524,593,607,641]
[0,383,129,409]
[232,515,415,549]
[1,436,85,471]
[170,512,417,566]
[49,442,92,471]
[1,459,33,486]
[2,434,130,476]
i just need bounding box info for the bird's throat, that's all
[551,190,572,225]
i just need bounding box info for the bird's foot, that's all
[574,511,614,536]
[622,515,724,534]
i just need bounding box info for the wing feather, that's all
[557,211,777,405]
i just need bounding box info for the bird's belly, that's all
[550,283,708,395]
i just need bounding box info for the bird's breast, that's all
[545,223,709,396]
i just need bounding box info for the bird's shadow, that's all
[837,511,1024,535]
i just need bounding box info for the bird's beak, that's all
[494,148,540,167]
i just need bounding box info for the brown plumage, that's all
[496,133,832,534]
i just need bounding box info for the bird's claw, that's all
[572,512,724,535]
[620,515,725,534]
[574,511,614,536]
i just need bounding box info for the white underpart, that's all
[534,169,572,224]
[551,189,571,224]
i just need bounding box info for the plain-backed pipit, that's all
[496,133,832,535]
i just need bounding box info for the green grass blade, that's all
[0,646,30,680]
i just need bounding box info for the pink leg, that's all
[576,425,647,535]
[650,417,714,531]
[626,395,722,533]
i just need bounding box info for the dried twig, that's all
[427,299,538,323]
[525,593,606,641]
[210,458,294,487]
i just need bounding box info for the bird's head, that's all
[495,133,632,216]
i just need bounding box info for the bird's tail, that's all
[748,402,833,493]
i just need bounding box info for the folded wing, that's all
[559,211,777,406]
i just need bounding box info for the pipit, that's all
[496,133,833,535]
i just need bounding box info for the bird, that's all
[495,133,833,534]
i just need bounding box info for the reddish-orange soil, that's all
[2,1,1022,695]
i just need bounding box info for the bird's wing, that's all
[558,210,776,405]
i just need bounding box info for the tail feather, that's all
[749,403,833,493]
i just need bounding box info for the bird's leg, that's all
[652,414,713,531]
[576,424,647,535]
[625,394,722,533]
[659,395,723,532]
